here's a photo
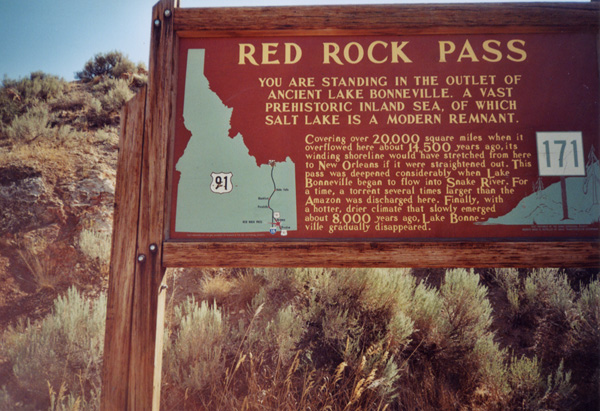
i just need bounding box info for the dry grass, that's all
[16,247,59,291]
[0,140,78,175]
[10,234,60,291]
[200,275,235,306]
[78,228,111,262]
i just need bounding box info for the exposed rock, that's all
[0,165,63,236]
[0,165,40,186]
[62,171,115,206]
[60,170,115,232]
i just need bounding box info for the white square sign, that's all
[536,132,585,177]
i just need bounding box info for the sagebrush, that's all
[1,268,597,410]
[1,287,106,410]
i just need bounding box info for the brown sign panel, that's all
[169,32,599,242]
[101,4,599,411]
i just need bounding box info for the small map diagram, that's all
[174,49,297,235]
[481,148,600,226]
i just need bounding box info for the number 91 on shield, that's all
[210,172,234,194]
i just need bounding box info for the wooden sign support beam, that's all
[100,87,146,410]
[101,1,178,410]
[162,240,600,268]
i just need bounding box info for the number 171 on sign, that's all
[536,132,585,177]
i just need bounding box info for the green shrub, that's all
[241,283,303,364]
[76,51,135,82]
[296,268,371,364]
[542,359,575,409]
[91,77,121,94]
[111,59,136,80]
[572,279,600,346]
[52,125,86,147]
[569,279,600,407]
[99,79,134,112]
[362,268,414,307]
[522,269,577,362]
[493,268,521,315]
[507,356,575,410]
[51,89,95,112]
[508,355,544,409]
[405,280,443,345]
[2,71,65,104]
[472,334,509,402]
[82,88,120,128]
[17,71,66,102]
[0,72,65,127]
[158,267,591,410]
[438,268,493,351]
[289,268,411,408]
[0,85,23,125]
[93,126,119,145]
[254,267,298,308]
[525,268,574,314]
[84,97,107,127]
[3,104,50,143]
[2,103,84,145]
[272,305,304,363]
[361,268,416,351]
[238,269,300,361]
[387,310,415,352]
[88,96,103,113]
[1,287,105,408]
[396,269,498,408]
[163,297,229,394]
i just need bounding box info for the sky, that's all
[0,0,589,81]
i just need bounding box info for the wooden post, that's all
[127,0,177,409]
[101,0,177,409]
[101,88,147,410]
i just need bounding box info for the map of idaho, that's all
[175,49,297,235]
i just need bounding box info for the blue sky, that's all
[0,0,587,81]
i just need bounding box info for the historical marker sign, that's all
[101,3,599,411]
[170,33,599,241]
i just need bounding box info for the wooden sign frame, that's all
[101,1,599,410]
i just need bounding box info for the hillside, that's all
[0,59,142,408]
[0,61,147,320]
[0,59,598,410]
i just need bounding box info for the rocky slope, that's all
[0,78,126,327]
